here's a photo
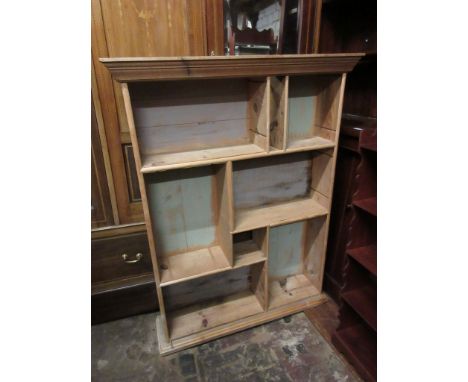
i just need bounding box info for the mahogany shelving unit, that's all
[316,0,377,379]
[332,125,377,382]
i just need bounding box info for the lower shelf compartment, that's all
[347,245,377,276]
[269,274,320,309]
[342,285,377,331]
[168,291,264,340]
[158,292,327,355]
[353,197,377,216]
[333,324,377,382]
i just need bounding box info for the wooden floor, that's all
[304,296,341,343]
[305,297,364,381]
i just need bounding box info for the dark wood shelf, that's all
[333,324,377,382]
[347,245,377,276]
[360,141,377,152]
[353,197,377,216]
[342,285,377,331]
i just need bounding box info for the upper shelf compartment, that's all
[286,75,342,151]
[129,78,269,172]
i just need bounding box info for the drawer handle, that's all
[122,253,143,264]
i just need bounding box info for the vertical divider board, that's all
[226,161,235,233]
[251,227,269,311]
[247,77,270,152]
[102,55,361,355]
[120,82,170,341]
[263,226,271,311]
[269,76,289,151]
[214,162,234,266]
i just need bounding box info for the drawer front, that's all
[92,232,153,284]
[92,278,157,325]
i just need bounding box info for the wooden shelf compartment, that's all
[353,197,377,216]
[342,284,377,331]
[232,151,333,233]
[233,228,268,267]
[333,322,377,382]
[286,74,342,150]
[128,78,270,172]
[268,216,328,309]
[352,145,376,216]
[146,163,234,286]
[347,245,376,276]
[163,263,267,340]
[360,141,377,152]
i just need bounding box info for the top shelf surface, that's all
[100,54,364,82]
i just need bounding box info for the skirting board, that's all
[156,293,328,355]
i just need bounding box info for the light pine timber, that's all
[141,139,335,173]
[314,74,348,291]
[121,82,170,341]
[234,198,328,233]
[157,291,327,355]
[100,54,364,82]
[103,57,358,355]
[270,76,288,150]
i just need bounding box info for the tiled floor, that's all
[92,303,361,382]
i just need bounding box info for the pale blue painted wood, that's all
[147,167,216,256]
[288,76,317,141]
[268,221,304,279]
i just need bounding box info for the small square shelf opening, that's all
[163,263,267,340]
[268,216,327,309]
[129,78,269,171]
[145,164,233,286]
[233,228,267,267]
[232,151,332,233]
[287,75,342,150]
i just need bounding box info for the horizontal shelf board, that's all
[360,141,377,152]
[353,197,377,216]
[233,240,266,268]
[160,245,267,287]
[347,245,377,276]
[342,285,377,331]
[140,142,336,174]
[159,246,230,287]
[234,198,328,233]
[269,274,320,309]
[157,292,327,355]
[286,137,335,151]
[168,291,264,340]
[141,144,265,173]
[333,324,377,382]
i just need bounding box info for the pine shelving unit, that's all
[102,54,362,355]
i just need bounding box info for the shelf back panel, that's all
[163,266,251,312]
[146,166,217,256]
[233,153,312,210]
[130,79,260,156]
[268,221,304,280]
